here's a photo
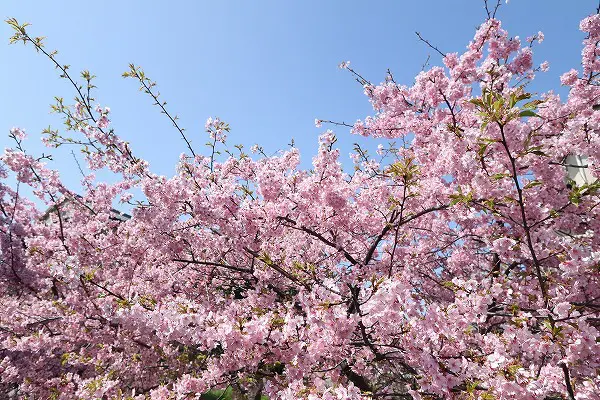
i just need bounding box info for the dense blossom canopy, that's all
[1,9,600,400]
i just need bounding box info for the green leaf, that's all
[491,173,509,180]
[493,98,504,112]
[509,93,517,108]
[478,143,490,158]
[569,191,581,205]
[469,98,484,108]
[523,180,543,189]
[519,110,539,118]
[449,195,461,206]
[522,99,543,109]
[515,92,532,102]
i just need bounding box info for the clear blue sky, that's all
[0,1,598,194]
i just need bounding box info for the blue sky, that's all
[0,1,598,194]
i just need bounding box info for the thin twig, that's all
[70,150,86,179]
[421,54,431,71]
[484,0,502,19]
[127,66,197,157]
[415,32,445,57]
[559,361,576,400]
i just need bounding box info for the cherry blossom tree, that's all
[2,4,600,400]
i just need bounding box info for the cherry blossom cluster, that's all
[1,11,600,400]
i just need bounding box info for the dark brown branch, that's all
[401,204,449,225]
[421,54,431,71]
[415,32,445,57]
[25,317,62,329]
[277,216,359,265]
[498,123,548,305]
[17,31,141,168]
[172,258,252,274]
[559,361,576,400]
[364,211,397,266]
[341,361,373,393]
[128,66,197,158]
[244,247,311,289]
[84,276,127,301]
[484,0,502,19]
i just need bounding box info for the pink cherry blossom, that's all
[2,9,600,400]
